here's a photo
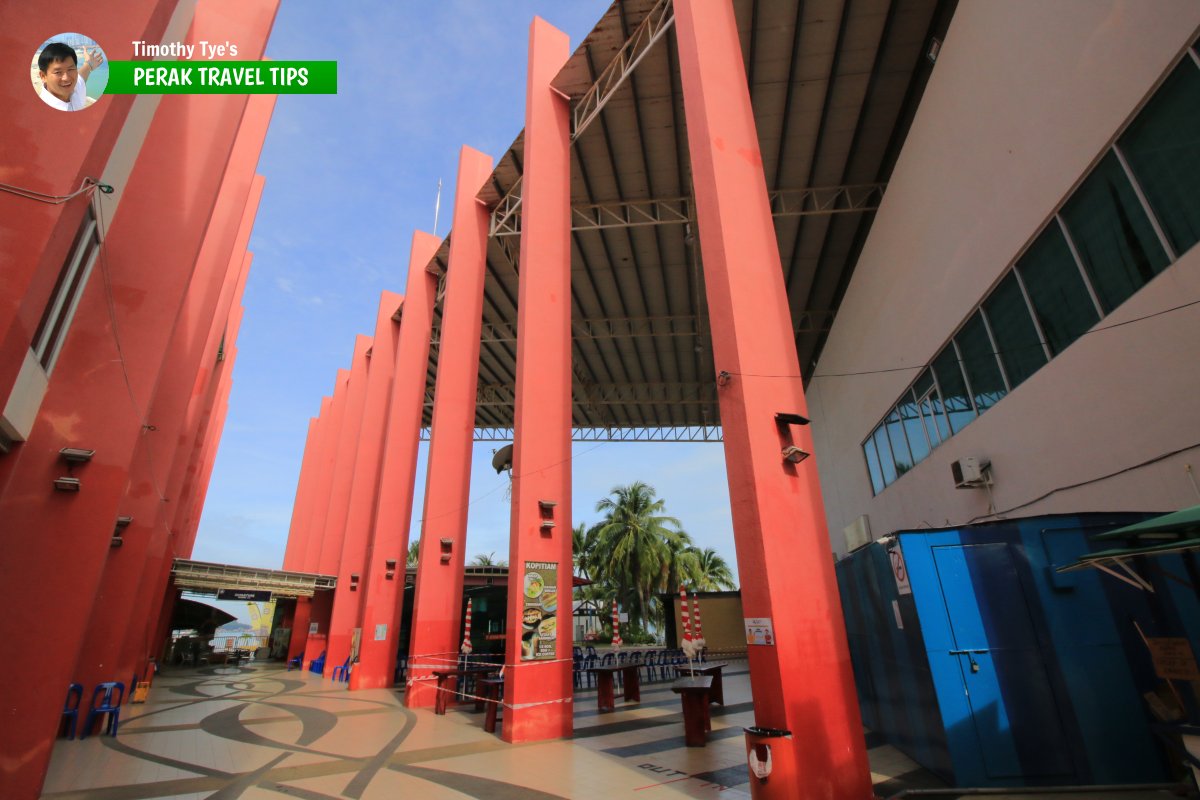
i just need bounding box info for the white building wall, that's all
[809,0,1200,555]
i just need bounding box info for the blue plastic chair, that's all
[309,651,326,675]
[61,683,82,740]
[286,654,302,670]
[331,657,351,682]
[81,682,125,738]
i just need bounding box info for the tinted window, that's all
[863,437,885,495]
[1015,225,1100,355]
[956,311,1007,412]
[1119,59,1200,255]
[1061,152,1169,311]
[874,425,897,485]
[931,346,976,434]
[983,272,1047,388]
[899,390,931,464]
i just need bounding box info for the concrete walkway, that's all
[40,662,1187,799]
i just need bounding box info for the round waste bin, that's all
[743,727,798,799]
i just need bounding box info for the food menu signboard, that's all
[521,561,558,661]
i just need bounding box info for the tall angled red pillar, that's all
[309,336,371,672]
[502,18,573,743]
[283,416,321,571]
[405,146,493,707]
[352,232,440,690]
[302,370,349,666]
[301,395,336,572]
[327,294,402,674]
[674,2,871,797]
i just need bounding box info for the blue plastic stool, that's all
[81,682,125,738]
[61,683,83,740]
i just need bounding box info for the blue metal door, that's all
[931,543,1075,781]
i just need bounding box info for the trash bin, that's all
[743,727,799,799]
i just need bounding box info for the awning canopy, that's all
[1056,506,1200,591]
[1091,504,1200,542]
[169,598,237,631]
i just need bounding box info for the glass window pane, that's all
[931,346,976,434]
[885,409,913,476]
[913,368,949,442]
[956,311,1007,412]
[874,425,897,486]
[1016,225,1100,355]
[863,438,885,495]
[919,397,943,447]
[1119,59,1200,255]
[1061,152,1170,311]
[983,272,1047,388]
[900,390,931,464]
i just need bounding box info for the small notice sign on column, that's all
[744,617,775,646]
[374,624,387,641]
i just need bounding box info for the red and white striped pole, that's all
[679,586,692,641]
[460,598,473,655]
[691,595,706,659]
[611,599,622,649]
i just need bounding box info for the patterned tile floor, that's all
[41,662,1186,799]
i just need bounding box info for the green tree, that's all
[590,482,690,631]
[691,547,736,591]
[471,552,506,566]
[406,540,420,568]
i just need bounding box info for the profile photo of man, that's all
[35,40,106,111]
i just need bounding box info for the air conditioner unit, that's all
[951,457,990,489]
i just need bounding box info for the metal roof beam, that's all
[431,312,834,346]
[418,425,723,443]
[491,184,885,236]
[571,0,675,142]
[422,380,717,408]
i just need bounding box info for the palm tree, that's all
[406,540,420,568]
[471,552,506,566]
[691,547,736,591]
[591,482,687,631]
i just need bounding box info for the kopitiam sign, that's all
[521,561,558,661]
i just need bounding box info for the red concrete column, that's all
[296,398,332,567]
[316,336,371,580]
[168,247,254,552]
[0,0,169,413]
[287,598,313,663]
[326,294,402,673]
[79,101,272,693]
[0,2,277,792]
[502,17,573,743]
[283,416,321,571]
[674,2,871,797]
[352,232,440,690]
[304,372,349,573]
[405,147,494,706]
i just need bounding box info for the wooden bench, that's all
[430,667,498,715]
[587,663,641,713]
[670,676,713,747]
[672,661,727,705]
[479,677,504,733]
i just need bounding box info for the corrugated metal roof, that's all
[417,0,956,441]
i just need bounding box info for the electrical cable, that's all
[967,441,1200,524]
[0,176,112,204]
[91,189,171,506]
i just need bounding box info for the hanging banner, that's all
[521,561,558,661]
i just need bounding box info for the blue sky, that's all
[193,1,737,615]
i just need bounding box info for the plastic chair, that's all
[81,681,125,738]
[331,657,351,682]
[61,683,82,739]
[309,651,326,675]
[585,645,598,659]
[286,654,302,671]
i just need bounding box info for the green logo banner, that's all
[106,61,337,94]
